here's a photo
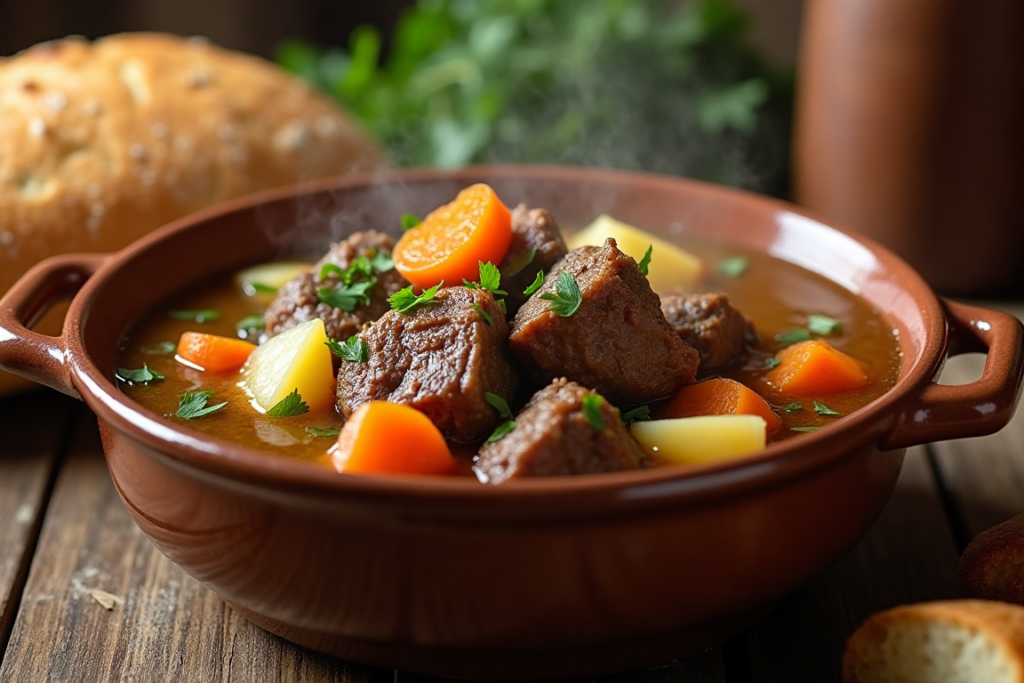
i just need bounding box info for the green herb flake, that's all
[780,401,803,413]
[808,313,842,336]
[487,420,516,442]
[763,356,781,369]
[791,426,821,433]
[306,426,342,438]
[814,400,841,417]
[622,405,651,424]
[319,263,344,281]
[176,391,227,419]
[539,271,582,317]
[388,281,443,315]
[523,270,545,296]
[637,244,653,276]
[497,298,507,314]
[236,314,266,332]
[501,247,536,278]
[717,257,749,277]
[581,393,605,431]
[140,341,177,355]
[326,336,369,363]
[317,278,377,311]
[400,213,422,230]
[267,388,310,418]
[368,251,395,273]
[775,328,812,345]
[116,364,165,384]
[471,303,494,326]
[168,309,220,323]
[251,282,278,294]
[484,392,514,420]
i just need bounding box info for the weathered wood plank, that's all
[0,391,78,649]
[0,415,391,683]
[729,447,962,682]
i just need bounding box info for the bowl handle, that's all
[0,253,110,398]
[882,299,1024,449]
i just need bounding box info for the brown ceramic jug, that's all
[794,0,1024,295]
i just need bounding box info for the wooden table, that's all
[2,306,1021,682]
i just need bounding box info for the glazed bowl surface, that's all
[1,166,1021,679]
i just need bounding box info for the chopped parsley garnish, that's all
[464,261,507,296]
[717,257,749,277]
[487,420,517,442]
[637,244,653,276]
[250,282,278,295]
[321,258,375,285]
[306,426,341,438]
[116,364,164,384]
[368,250,394,273]
[400,213,422,230]
[176,391,227,419]
[763,356,781,369]
[808,313,842,336]
[168,309,220,323]
[775,328,812,345]
[485,392,516,442]
[622,405,651,424]
[581,393,605,431]
[317,278,376,311]
[523,270,545,296]
[791,426,821,433]
[471,303,494,326]
[140,341,177,355]
[497,298,507,314]
[388,281,443,314]
[540,271,582,317]
[814,400,841,417]
[780,401,803,413]
[236,314,266,332]
[320,263,344,281]
[501,247,536,277]
[267,389,309,418]
[326,336,369,363]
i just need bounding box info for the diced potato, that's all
[241,319,335,413]
[235,261,312,303]
[631,415,766,465]
[568,215,703,292]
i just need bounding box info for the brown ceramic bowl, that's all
[1,167,1022,679]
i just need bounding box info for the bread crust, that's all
[0,33,386,395]
[961,513,1024,605]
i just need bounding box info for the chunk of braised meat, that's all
[475,378,646,484]
[660,292,756,371]
[509,239,699,405]
[336,287,518,443]
[499,205,568,315]
[265,231,408,342]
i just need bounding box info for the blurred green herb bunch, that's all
[277,0,792,193]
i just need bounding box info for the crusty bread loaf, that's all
[961,513,1024,605]
[0,33,386,395]
[842,600,1024,683]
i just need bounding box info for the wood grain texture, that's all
[727,447,962,682]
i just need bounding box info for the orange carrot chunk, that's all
[658,377,784,434]
[177,332,256,373]
[333,401,456,476]
[393,184,513,288]
[767,339,870,395]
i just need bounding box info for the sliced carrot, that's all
[767,339,870,395]
[333,401,456,476]
[393,184,513,288]
[658,378,784,434]
[177,332,256,373]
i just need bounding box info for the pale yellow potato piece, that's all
[241,319,335,413]
[235,261,313,303]
[631,415,767,464]
[568,215,703,292]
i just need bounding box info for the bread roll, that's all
[0,33,386,395]
[961,513,1024,605]
[842,600,1024,683]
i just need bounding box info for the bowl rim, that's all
[66,165,946,512]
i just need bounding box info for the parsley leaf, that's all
[116,364,165,384]
[791,426,821,433]
[622,405,651,424]
[317,278,376,311]
[581,393,605,430]
[637,244,653,276]
[540,271,582,317]
[814,400,841,417]
[484,392,514,420]
[401,213,422,230]
[487,420,516,442]
[775,328,812,345]
[501,247,536,277]
[464,261,507,296]
[320,263,344,281]
[388,281,443,314]
[523,270,545,296]
[321,258,374,285]
[251,282,278,294]
[368,251,394,273]
[471,303,494,326]
[717,257,748,277]
[326,336,369,363]
[763,356,781,369]
[236,314,266,332]
[168,309,220,323]
[808,313,842,336]
[306,426,341,437]
[267,388,309,418]
[140,341,177,355]
[176,391,227,419]
[780,401,803,413]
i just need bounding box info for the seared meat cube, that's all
[336,287,518,443]
[499,205,568,315]
[475,378,646,484]
[265,230,408,342]
[509,239,699,404]
[661,292,756,371]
